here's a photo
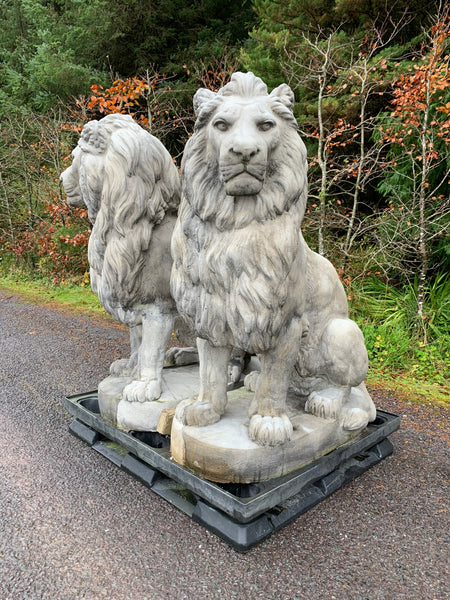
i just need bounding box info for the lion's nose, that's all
[229,143,260,163]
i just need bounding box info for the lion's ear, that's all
[270,84,295,112]
[193,88,217,116]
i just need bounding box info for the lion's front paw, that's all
[248,414,293,447]
[122,379,162,403]
[305,390,342,420]
[175,397,221,427]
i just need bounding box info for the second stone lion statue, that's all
[60,113,194,404]
[171,72,376,447]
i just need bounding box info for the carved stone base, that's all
[98,375,132,425]
[171,387,371,483]
[98,365,201,431]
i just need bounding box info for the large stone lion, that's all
[171,72,376,446]
[61,113,192,404]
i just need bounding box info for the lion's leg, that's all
[122,306,174,403]
[109,323,142,377]
[248,317,303,446]
[176,338,231,427]
[164,315,198,367]
[130,322,142,356]
[304,318,376,430]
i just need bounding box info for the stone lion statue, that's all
[61,113,194,404]
[171,72,376,447]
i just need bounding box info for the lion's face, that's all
[60,145,105,223]
[207,97,281,197]
[60,147,83,207]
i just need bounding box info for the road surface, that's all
[0,290,448,599]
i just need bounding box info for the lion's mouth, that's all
[220,163,265,184]
[220,164,266,197]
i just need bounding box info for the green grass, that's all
[367,370,449,408]
[350,274,450,408]
[0,272,112,320]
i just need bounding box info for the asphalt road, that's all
[0,289,448,600]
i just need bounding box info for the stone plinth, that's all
[98,365,201,431]
[171,387,369,483]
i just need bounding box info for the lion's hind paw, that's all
[305,390,342,420]
[164,346,199,367]
[244,371,259,392]
[248,413,293,447]
[341,407,369,431]
[305,389,371,431]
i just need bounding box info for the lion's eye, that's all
[213,120,230,132]
[257,120,276,132]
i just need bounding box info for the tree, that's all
[0,106,90,280]
[85,72,196,160]
[243,0,440,89]
[61,0,254,76]
[281,29,352,256]
[266,13,409,267]
[0,0,254,114]
[0,0,106,113]
[375,6,450,329]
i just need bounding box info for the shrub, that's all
[351,274,450,384]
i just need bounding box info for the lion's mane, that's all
[76,114,180,314]
[171,73,309,353]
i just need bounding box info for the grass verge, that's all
[0,273,114,321]
[367,371,449,408]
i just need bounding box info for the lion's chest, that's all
[171,212,302,353]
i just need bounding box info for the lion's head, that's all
[61,114,180,312]
[181,71,308,231]
[60,119,109,223]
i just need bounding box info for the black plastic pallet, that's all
[66,392,400,552]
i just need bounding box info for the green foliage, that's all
[362,324,450,386]
[372,20,450,279]
[0,0,255,115]
[0,1,106,113]
[26,44,103,111]
[361,322,410,369]
[0,102,90,283]
[243,0,439,87]
[1,204,90,284]
[352,275,450,386]
[356,274,450,338]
